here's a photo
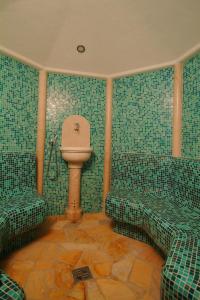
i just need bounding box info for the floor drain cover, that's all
[72,266,93,282]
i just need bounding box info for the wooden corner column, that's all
[36,70,47,194]
[172,63,183,157]
[102,78,113,211]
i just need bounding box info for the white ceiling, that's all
[0,0,200,76]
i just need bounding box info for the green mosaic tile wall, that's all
[0,54,39,152]
[44,73,106,215]
[182,52,200,158]
[112,67,174,154]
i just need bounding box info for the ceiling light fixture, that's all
[77,45,86,53]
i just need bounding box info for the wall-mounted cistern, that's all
[60,115,92,222]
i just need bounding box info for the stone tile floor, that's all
[0,213,164,300]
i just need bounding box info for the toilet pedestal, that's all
[66,163,83,222]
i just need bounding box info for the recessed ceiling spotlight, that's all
[77,45,86,53]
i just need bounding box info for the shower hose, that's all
[47,133,59,181]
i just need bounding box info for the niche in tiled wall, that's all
[182,52,200,158]
[44,73,106,215]
[112,67,174,155]
[0,54,39,152]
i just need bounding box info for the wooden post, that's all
[36,70,47,194]
[172,63,183,157]
[102,78,113,211]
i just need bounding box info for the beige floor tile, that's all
[53,261,74,290]
[105,237,131,261]
[97,278,138,300]
[37,242,61,261]
[67,282,86,300]
[3,260,34,286]
[143,294,156,300]
[57,248,82,266]
[93,262,112,278]
[129,259,154,289]
[39,229,67,242]
[137,246,158,261]
[61,242,98,251]
[64,227,95,244]
[77,220,101,230]
[126,282,146,299]
[85,280,105,300]
[50,220,70,230]
[82,213,108,221]
[152,267,162,285]
[8,241,46,261]
[47,288,69,300]
[34,259,54,270]
[76,249,112,268]
[24,270,49,299]
[112,257,133,281]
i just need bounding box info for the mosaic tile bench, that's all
[0,271,25,300]
[0,153,48,299]
[106,153,200,300]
